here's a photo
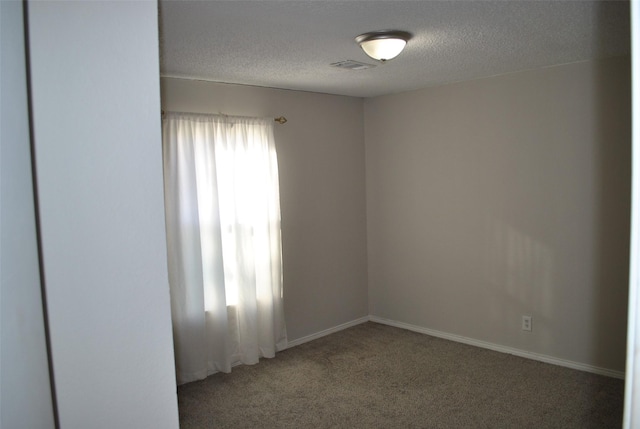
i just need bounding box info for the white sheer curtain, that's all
[162,112,287,385]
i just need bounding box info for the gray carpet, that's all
[177,322,624,428]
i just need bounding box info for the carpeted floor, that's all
[177,322,624,428]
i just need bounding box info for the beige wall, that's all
[365,57,631,371]
[162,56,630,373]
[161,79,369,341]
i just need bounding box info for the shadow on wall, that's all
[591,89,632,363]
[591,0,631,372]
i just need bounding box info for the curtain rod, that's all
[161,110,287,125]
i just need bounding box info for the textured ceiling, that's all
[159,1,630,98]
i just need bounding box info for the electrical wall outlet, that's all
[522,315,532,331]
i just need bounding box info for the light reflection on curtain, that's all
[162,112,287,385]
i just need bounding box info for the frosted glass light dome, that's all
[355,30,412,62]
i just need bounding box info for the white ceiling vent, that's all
[330,60,376,71]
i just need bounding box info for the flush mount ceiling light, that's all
[355,30,412,62]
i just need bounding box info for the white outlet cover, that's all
[522,315,532,331]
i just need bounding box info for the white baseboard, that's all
[286,316,370,348]
[285,315,624,379]
[369,316,625,380]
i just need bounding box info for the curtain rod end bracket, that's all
[274,116,287,125]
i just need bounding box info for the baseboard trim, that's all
[369,316,625,380]
[286,316,370,349]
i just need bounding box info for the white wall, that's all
[27,2,179,427]
[161,78,369,341]
[365,57,631,372]
[624,3,640,425]
[0,1,55,427]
